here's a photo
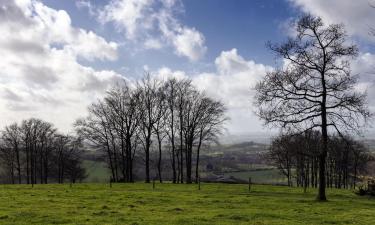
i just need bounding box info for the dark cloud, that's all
[3,39,46,55]
[21,65,59,89]
[2,88,22,101]
[0,0,34,27]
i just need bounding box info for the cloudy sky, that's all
[0,0,375,136]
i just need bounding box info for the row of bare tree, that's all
[0,118,86,184]
[267,131,373,189]
[75,76,227,184]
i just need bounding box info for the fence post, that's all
[248,177,252,192]
[153,179,155,190]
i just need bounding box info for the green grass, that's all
[0,183,373,224]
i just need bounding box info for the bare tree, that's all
[138,75,163,183]
[75,101,119,182]
[194,97,226,183]
[0,118,85,184]
[1,124,22,183]
[268,131,372,190]
[152,87,168,183]
[75,75,226,184]
[255,15,370,200]
[266,134,295,186]
[105,84,142,182]
[163,78,179,183]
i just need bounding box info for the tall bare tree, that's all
[105,84,142,182]
[194,97,226,183]
[152,86,168,183]
[1,124,22,184]
[255,15,370,200]
[163,78,178,183]
[138,75,163,183]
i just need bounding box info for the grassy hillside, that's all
[0,183,373,224]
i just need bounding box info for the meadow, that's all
[0,183,373,225]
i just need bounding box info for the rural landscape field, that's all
[1,0,375,224]
[0,183,374,225]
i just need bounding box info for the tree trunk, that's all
[15,143,21,184]
[171,127,176,183]
[317,134,327,201]
[157,133,162,183]
[145,131,151,183]
[195,130,203,183]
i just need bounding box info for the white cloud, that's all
[15,0,118,61]
[352,53,375,110]
[98,0,153,40]
[98,0,207,61]
[154,48,375,134]
[0,0,124,132]
[289,0,375,40]
[193,49,272,133]
[144,38,163,50]
[154,67,188,81]
[75,0,95,16]
[171,27,206,61]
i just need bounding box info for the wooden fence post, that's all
[248,177,252,192]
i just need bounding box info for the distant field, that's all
[82,160,286,184]
[0,183,374,224]
[224,169,287,184]
[82,160,110,183]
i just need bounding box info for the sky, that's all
[0,0,375,136]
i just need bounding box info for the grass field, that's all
[0,183,374,225]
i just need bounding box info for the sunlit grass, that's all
[0,183,373,224]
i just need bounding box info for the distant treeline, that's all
[75,76,227,184]
[0,119,86,184]
[266,131,373,189]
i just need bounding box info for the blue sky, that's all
[41,0,297,74]
[0,0,374,136]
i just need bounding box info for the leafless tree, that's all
[267,131,372,190]
[76,75,226,184]
[255,15,371,200]
[1,124,22,183]
[152,86,168,183]
[194,97,226,183]
[163,78,179,183]
[266,134,295,186]
[0,118,85,184]
[75,101,119,181]
[105,84,142,182]
[138,75,163,183]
